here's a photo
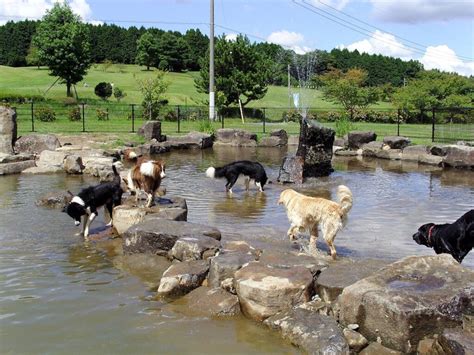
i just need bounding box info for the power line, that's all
[292,0,474,62]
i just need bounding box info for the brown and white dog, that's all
[124,159,166,207]
[278,185,353,259]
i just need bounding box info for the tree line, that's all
[1,17,422,86]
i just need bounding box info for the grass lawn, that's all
[0,64,393,110]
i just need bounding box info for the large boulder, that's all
[348,131,377,150]
[401,145,430,162]
[259,129,288,147]
[214,128,257,147]
[277,154,304,184]
[361,141,384,157]
[383,136,411,149]
[316,259,389,302]
[112,196,188,235]
[63,155,84,174]
[122,218,221,256]
[14,134,60,155]
[436,327,474,354]
[442,145,474,169]
[81,156,115,179]
[234,262,314,321]
[0,106,16,154]
[297,122,335,177]
[169,235,221,261]
[264,308,349,354]
[163,131,213,149]
[208,252,255,288]
[157,259,209,297]
[138,121,163,141]
[36,150,67,168]
[338,255,474,353]
[171,286,241,317]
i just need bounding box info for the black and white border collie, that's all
[63,164,123,238]
[124,158,166,208]
[206,160,268,193]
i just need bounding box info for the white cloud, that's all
[342,30,413,59]
[267,30,312,54]
[0,0,96,24]
[420,45,474,76]
[369,0,474,24]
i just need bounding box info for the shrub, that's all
[68,107,81,121]
[34,107,56,122]
[282,110,302,122]
[163,109,178,121]
[334,116,355,137]
[94,82,113,100]
[187,111,200,121]
[198,119,216,135]
[0,93,44,103]
[96,108,109,121]
[113,87,126,102]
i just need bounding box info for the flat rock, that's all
[0,160,36,175]
[170,235,221,261]
[375,149,402,160]
[401,145,429,162]
[383,136,411,149]
[264,308,349,354]
[419,153,443,166]
[122,218,221,256]
[157,259,209,297]
[36,191,72,209]
[359,342,402,355]
[171,286,240,317]
[113,196,188,235]
[208,252,255,288]
[234,261,314,321]
[361,141,384,157]
[316,258,389,302]
[0,153,34,164]
[22,165,64,174]
[214,128,257,147]
[338,255,474,353]
[258,249,328,275]
[442,145,474,169]
[163,131,213,149]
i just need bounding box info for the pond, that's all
[1,146,473,354]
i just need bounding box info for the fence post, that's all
[131,104,135,132]
[81,102,85,132]
[221,112,224,129]
[30,100,34,132]
[397,109,400,136]
[431,108,435,143]
[263,107,266,133]
[177,105,180,133]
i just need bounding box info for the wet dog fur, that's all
[278,186,353,259]
[412,209,474,263]
[124,159,166,207]
[63,164,123,238]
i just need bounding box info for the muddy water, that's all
[1,146,473,354]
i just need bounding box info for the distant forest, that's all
[0,20,423,87]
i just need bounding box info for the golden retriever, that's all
[278,185,353,259]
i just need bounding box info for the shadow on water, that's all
[0,146,473,353]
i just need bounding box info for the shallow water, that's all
[0,146,473,354]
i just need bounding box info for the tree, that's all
[25,42,41,68]
[33,3,91,97]
[195,34,270,108]
[183,29,209,71]
[94,82,113,100]
[320,68,379,119]
[136,71,170,120]
[135,31,159,70]
[156,32,190,72]
[113,87,127,102]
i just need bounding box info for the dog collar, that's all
[427,225,435,246]
[71,196,85,207]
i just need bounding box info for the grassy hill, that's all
[0,64,392,109]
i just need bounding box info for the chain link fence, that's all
[9,101,474,143]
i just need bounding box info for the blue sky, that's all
[1,0,473,75]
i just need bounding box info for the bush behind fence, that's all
[9,101,474,143]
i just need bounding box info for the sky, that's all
[0,0,473,76]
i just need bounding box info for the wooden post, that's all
[81,102,85,132]
[31,100,34,132]
[431,108,435,142]
[131,104,135,132]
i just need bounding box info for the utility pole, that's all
[209,0,215,120]
[288,64,291,109]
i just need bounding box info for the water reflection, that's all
[213,191,268,219]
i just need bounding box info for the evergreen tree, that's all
[183,29,209,71]
[135,31,159,70]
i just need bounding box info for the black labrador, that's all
[412,209,474,263]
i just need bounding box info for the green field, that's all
[0,64,393,109]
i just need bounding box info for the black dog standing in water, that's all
[413,209,474,263]
[206,160,268,193]
[63,164,123,238]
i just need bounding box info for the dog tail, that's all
[206,166,225,179]
[112,162,121,183]
[337,185,353,216]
